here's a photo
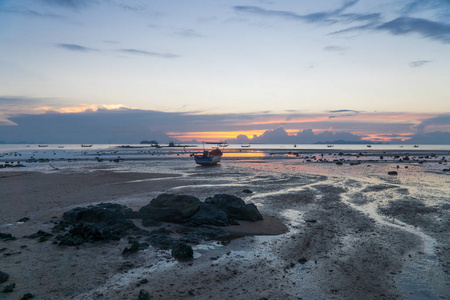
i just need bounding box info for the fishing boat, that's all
[38,145,48,147]
[81,144,93,147]
[241,145,251,148]
[193,142,224,166]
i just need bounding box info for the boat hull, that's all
[194,155,222,166]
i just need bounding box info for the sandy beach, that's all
[0,154,449,299]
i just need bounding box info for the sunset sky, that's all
[1,0,449,143]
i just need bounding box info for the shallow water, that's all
[1,145,449,299]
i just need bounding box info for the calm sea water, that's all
[1,143,449,152]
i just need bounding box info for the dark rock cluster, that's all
[139,193,263,227]
[27,194,263,262]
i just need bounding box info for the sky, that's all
[0,0,449,144]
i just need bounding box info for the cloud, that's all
[173,29,205,38]
[409,60,432,67]
[119,49,179,58]
[0,7,63,19]
[1,107,447,144]
[328,109,360,113]
[405,131,450,144]
[233,2,379,26]
[229,127,363,144]
[323,46,347,52]
[376,17,450,44]
[57,43,99,52]
[414,115,450,132]
[328,109,360,119]
[38,0,93,9]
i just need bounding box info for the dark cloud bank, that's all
[0,109,449,144]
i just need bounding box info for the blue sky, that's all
[0,0,449,143]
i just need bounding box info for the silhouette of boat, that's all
[38,145,48,147]
[241,145,251,148]
[193,142,225,166]
[81,144,93,147]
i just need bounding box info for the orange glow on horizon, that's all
[169,131,267,141]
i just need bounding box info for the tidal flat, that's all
[0,153,449,299]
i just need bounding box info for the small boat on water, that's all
[194,149,223,166]
[241,145,251,148]
[414,145,419,148]
[81,144,93,147]
[193,142,225,166]
[367,145,372,148]
[38,145,48,147]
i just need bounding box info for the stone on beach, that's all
[187,203,230,226]
[205,194,263,222]
[139,194,201,222]
[56,203,146,246]
[171,242,194,261]
[0,270,9,283]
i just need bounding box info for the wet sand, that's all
[0,159,449,299]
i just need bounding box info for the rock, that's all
[335,162,343,166]
[0,232,15,241]
[443,168,450,172]
[20,293,34,300]
[298,257,308,264]
[122,241,140,255]
[147,234,179,250]
[63,203,133,224]
[0,270,9,283]
[2,283,15,293]
[242,189,253,193]
[150,228,172,235]
[138,289,151,300]
[171,242,194,261]
[205,194,263,221]
[141,218,161,227]
[139,194,201,223]
[17,217,30,223]
[244,203,264,222]
[187,204,230,226]
[57,203,147,246]
[388,171,398,176]
[24,230,53,241]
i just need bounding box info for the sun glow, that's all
[169,131,267,141]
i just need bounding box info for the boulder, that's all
[187,204,230,226]
[138,289,151,300]
[388,171,398,176]
[147,234,179,250]
[20,293,35,300]
[2,283,15,293]
[244,203,264,222]
[0,232,15,241]
[63,203,133,224]
[55,203,147,246]
[141,218,161,227]
[122,241,139,255]
[139,194,201,223]
[0,270,9,283]
[171,242,194,261]
[205,194,263,221]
